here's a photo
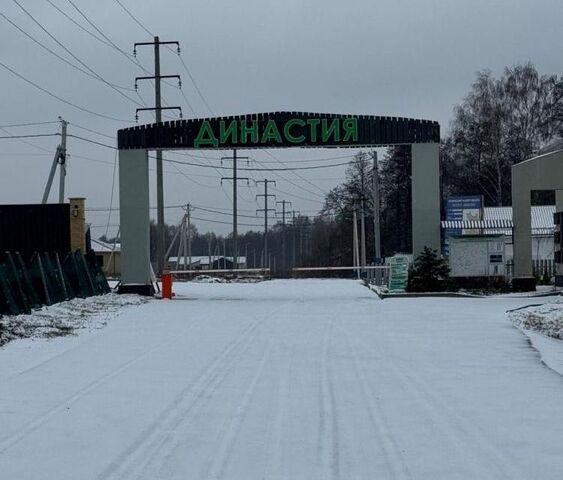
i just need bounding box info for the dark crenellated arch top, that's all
[117,111,440,150]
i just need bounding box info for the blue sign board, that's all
[446,196,483,222]
[443,195,483,254]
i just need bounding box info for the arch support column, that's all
[512,172,532,279]
[117,148,154,295]
[412,143,441,256]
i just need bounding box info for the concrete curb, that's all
[366,283,561,300]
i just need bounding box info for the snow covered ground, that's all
[1,279,563,479]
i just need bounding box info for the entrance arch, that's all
[116,112,440,294]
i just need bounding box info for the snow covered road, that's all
[1,279,563,479]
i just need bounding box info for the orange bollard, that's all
[161,272,173,299]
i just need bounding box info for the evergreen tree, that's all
[407,247,450,292]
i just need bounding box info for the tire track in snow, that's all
[202,347,271,480]
[0,335,175,455]
[342,327,413,480]
[143,306,293,480]
[317,317,340,480]
[263,343,294,480]
[351,330,528,480]
[96,318,262,480]
[328,320,366,480]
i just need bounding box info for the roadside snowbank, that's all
[0,294,149,346]
[510,300,563,375]
[510,301,563,339]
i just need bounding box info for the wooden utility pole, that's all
[134,37,182,275]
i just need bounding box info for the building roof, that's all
[168,255,247,266]
[442,219,512,230]
[91,238,120,253]
[442,205,555,236]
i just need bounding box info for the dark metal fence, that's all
[0,251,110,317]
[505,259,555,281]
[0,204,70,261]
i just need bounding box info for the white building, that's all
[91,239,121,276]
[442,205,554,261]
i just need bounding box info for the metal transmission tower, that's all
[133,36,183,275]
[42,118,68,204]
[372,151,381,260]
[256,179,276,268]
[276,200,292,272]
[291,210,300,268]
[221,149,249,270]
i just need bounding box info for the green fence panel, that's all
[0,263,24,316]
[85,251,111,295]
[5,252,31,314]
[15,252,41,309]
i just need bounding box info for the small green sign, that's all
[388,255,409,292]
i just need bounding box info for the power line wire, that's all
[177,54,215,116]
[0,60,129,122]
[264,150,327,197]
[70,123,115,139]
[165,156,351,172]
[0,132,60,139]
[0,11,135,92]
[65,0,129,56]
[272,186,325,204]
[11,0,141,107]
[46,0,119,49]
[0,126,53,152]
[67,134,118,148]
[0,120,59,128]
[167,160,217,189]
[113,0,153,37]
[45,0,174,92]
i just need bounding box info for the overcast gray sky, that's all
[0,0,561,238]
